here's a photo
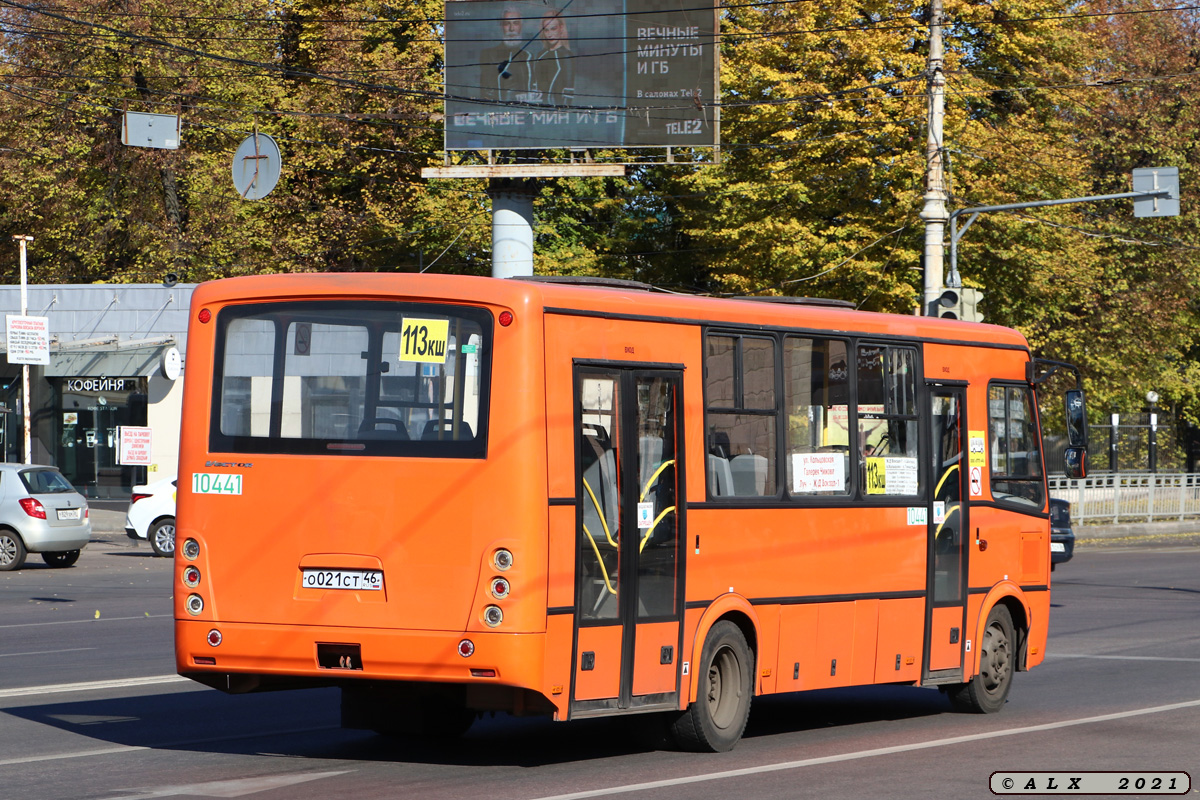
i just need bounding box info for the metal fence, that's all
[1049,473,1200,523]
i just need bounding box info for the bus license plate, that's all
[1049,542,1066,553]
[57,508,82,520]
[301,569,383,591]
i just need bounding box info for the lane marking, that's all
[0,648,97,659]
[0,726,338,767]
[103,769,352,799]
[0,614,172,629]
[1047,654,1200,663]
[0,675,189,699]
[0,745,147,766]
[528,698,1200,800]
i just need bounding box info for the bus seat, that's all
[709,431,731,459]
[421,419,474,440]
[707,454,734,497]
[730,453,768,496]
[358,417,409,440]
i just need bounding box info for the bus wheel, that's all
[670,620,753,752]
[948,605,1015,714]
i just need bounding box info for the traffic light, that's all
[934,288,985,322]
[936,289,960,319]
[959,288,984,322]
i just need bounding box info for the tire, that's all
[670,620,754,752]
[948,605,1015,714]
[0,530,27,572]
[149,518,176,557]
[42,549,80,568]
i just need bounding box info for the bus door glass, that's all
[573,367,683,712]
[926,386,968,677]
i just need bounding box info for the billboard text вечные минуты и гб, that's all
[443,0,718,150]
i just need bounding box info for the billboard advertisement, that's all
[444,0,718,150]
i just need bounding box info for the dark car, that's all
[1049,497,1074,570]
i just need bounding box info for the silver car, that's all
[0,464,91,571]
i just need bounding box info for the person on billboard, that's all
[479,7,534,103]
[534,8,575,106]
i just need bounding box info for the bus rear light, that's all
[458,639,475,657]
[207,629,222,646]
[182,539,200,560]
[470,669,497,678]
[183,566,201,587]
[185,594,204,615]
[493,549,513,571]
[198,308,212,323]
[483,605,503,627]
[498,310,514,327]
[490,577,510,599]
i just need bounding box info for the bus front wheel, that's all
[947,605,1015,714]
[670,620,753,752]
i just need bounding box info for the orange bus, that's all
[175,273,1088,751]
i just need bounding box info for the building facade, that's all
[1,283,195,498]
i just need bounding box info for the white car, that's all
[125,474,177,557]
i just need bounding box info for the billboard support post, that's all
[489,179,536,278]
[12,234,34,464]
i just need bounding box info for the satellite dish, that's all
[231,133,282,200]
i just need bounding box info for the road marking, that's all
[102,770,352,799]
[0,726,338,767]
[0,614,172,629]
[0,647,97,659]
[1047,654,1200,663]
[528,698,1200,800]
[0,745,147,766]
[0,675,189,699]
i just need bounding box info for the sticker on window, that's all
[866,456,919,495]
[399,318,450,364]
[792,452,846,493]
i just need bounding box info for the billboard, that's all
[444,0,718,150]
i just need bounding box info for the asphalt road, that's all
[0,532,1197,800]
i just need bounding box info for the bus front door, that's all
[925,385,969,681]
[571,367,685,715]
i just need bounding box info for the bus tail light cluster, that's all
[182,538,205,615]
[481,548,514,628]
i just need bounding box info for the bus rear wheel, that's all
[948,605,1015,714]
[670,620,753,752]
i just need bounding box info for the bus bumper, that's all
[175,619,546,693]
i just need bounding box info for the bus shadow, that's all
[3,683,950,768]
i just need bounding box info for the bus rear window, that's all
[210,301,491,457]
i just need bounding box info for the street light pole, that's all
[920,0,948,316]
[13,235,33,465]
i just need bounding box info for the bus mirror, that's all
[1065,389,1088,448]
[1063,446,1087,480]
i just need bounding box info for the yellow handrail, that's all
[934,463,959,498]
[639,506,676,552]
[640,459,676,501]
[582,524,617,595]
[582,477,618,547]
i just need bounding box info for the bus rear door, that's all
[571,366,685,715]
